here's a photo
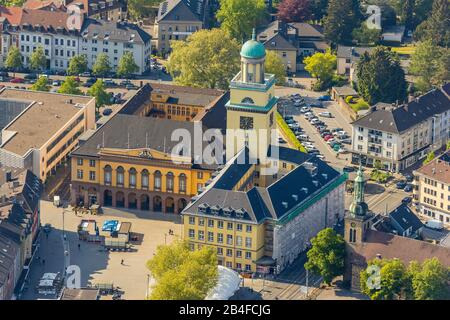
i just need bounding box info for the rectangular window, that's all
[207,232,214,242]
[226,249,232,257]
[89,159,95,167]
[208,219,214,228]
[236,236,242,247]
[198,230,204,241]
[217,233,223,244]
[245,252,252,260]
[188,229,194,239]
[245,237,252,248]
[189,217,195,225]
[246,225,252,233]
[245,264,251,271]
[217,247,223,256]
[236,250,242,258]
[77,158,83,165]
[198,218,204,226]
[89,171,96,181]
[227,222,233,230]
[217,220,224,229]
[236,263,242,270]
[77,169,83,179]
[227,235,233,245]
[197,172,203,179]
[236,224,243,232]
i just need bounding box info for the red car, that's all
[324,135,334,141]
[10,77,24,83]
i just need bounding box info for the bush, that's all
[276,112,307,153]
[345,95,354,104]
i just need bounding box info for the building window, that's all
[77,169,83,179]
[227,222,233,230]
[197,172,203,179]
[226,261,232,268]
[236,250,242,258]
[89,171,96,181]
[236,236,242,247]
[141,169,149,189]
[198,230,204,241]
[218,221,224,229]
[217,233,223,243]
[89,159,96,167]
[208,232,214,242]
[179,173,186,193]
[246,225,252,233]
[189,216,195,225]
[245,264,251,271]
[154,171,162,191]
[217,247,223,256]
[116,166,124,186]
[129,168,137,187]
[245,252,252,260]
[245,237,252,248]
[208,219,214,228]
[189,229,194,239]
[236,224,243,231]
[226,249,232,257]
[227,235,233,245]
[104,165,112,185]
[236,263,242,270]
[77,158,83,165]
[198,218,205,226]
[166,172,174,192]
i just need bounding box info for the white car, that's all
[300,106,311,113]
[310,119,320,125]
[318,112,333,118]
[316,154,325,160]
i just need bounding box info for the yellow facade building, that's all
[70,115,214,213]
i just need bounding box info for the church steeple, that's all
[349,163,369,217]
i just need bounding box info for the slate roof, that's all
[389,203,423,234]
[81,19,151,44]
[263,32,296,51]
[352,84,450,134]
[0,234,19,288]
[183,146,343,223]
[289,22,324,39]
[157,0,204,23]
[337,45,373,59]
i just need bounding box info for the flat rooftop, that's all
[0,89,93,156]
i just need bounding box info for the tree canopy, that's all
[265,51,287,85]
[277,0,312,23]
[414,0,450,47]
[67,55,88,76]
[87,80,110,112]
[423,151,435,165]
[58,76,83,95]
[5,46,23,72]
[304,228,345,285]
[165,28,241,89]
[356,47,407,105]
[304,49,337,89]
[30,76,50,92]
[408,258,450,300]
[323,0,361,45]
[146,240,218,300]
[216,0,267,42]
[117,52,139,78]
[92,53,111,78]
[352,22,381,45]
[127,0,161,20]
[30,46,47,71]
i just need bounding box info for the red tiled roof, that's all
[349,230,450,266]
[23,0,65,10]
[0,6,24,25]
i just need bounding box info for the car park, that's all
[309,101,323,108]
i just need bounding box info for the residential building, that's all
[80,19,152,74]
[69,114,217,212]
[0,88,96,182]
[371,204,424,239]
[336,45,373,82]
[351,84,450,172]
[381,25,405,43]
[0,7,151,74]
[0,168,41,300]
[413,151,450,226]
[117,82,225,122]
[182,35,346,274]
[343,163,450,291]
[257,20,328,73]
[153,0,207,55]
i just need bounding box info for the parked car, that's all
[404,174,414,182]
[80,71,91,77]
[404,184,413,192]
[318,112,333,118]
[425,220,444,230]
[24,73,37,80]
[396,180,407,189]
[10,77,24,83]
[331,128,344,133]
[0,71,9,78]
[324,135,334,141]
[309,101,323,108]
[318,95,331,101]
[52,80,61,86]
[300,106,310,113]
[125,83,139,90]
[310,118,320,125]
[102,108,113,116]
[343,166,356,173]
[103,79,117,87]
[340,138,352,145]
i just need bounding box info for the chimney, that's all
[376,254,382,259]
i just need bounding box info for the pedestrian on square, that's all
[42,259,45,265]
[121,259,124,265]
[78,243,81,250]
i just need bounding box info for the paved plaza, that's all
[22,201,182,300]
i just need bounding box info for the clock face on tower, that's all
[240,116,254,130]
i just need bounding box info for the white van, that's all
[319,112,333,118]
[425,220,444,230]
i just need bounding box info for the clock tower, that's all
[225,29,278,165]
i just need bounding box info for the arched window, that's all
[154,170,162,191]
[104,165,112,185]
[166,172,174,192]
[141,169,149,189]
[179,173,187,193]
[116,166,124,186]
[129,168,137,188]
[241,97,255,104]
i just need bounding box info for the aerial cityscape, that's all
[0,0,448,306]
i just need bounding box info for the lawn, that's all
[391,46,416,56]
[346,96,369,112]
[276,112,307,153]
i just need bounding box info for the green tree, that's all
[165,29,241,89]
[92,53,111,78]
[217,0,267,42]
[447,140,450,151]
[414,0,450,47]
[67,55,88,76]
[304,49,337,89]
[87,80,110,113]
[408,258,450,300]
[323,0,361,45]
[311,0,329,21]
[128,0,161,20]
[423,151,435,165]
[4,46,23,75]
[117,52,139,78]
[146,240,218,300]
[30,76,50,92]
[58,76,82,95]
[409,40,449,92]
[352,23,381,45]
[265,51,286,85]
[30,46,47,72]
[356,47,407,105]
[304,228,345,285]
[361,258,409,300]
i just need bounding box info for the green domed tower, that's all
[349,164,369,217]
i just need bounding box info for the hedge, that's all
[276,111,307,153]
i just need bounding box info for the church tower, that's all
[344,164,372,244]
[225,29,278,165]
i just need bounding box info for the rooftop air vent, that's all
[292,194,298,201]
[282,201,288,209]
[301,187,308,194]
[304,161,318,177]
